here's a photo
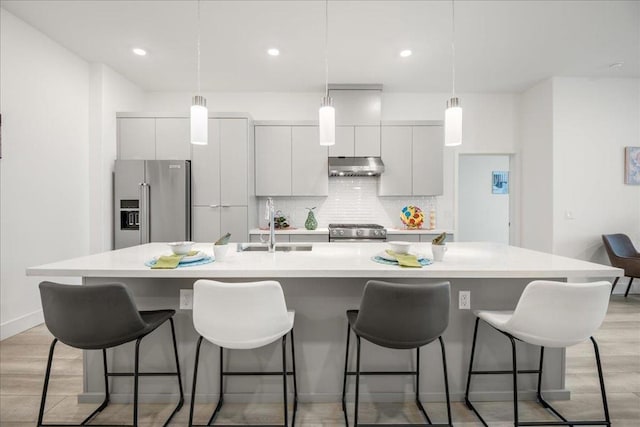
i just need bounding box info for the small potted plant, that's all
[431,232,448,262]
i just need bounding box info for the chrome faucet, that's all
[265,197,276,252]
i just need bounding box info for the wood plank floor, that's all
[1,295,638,426]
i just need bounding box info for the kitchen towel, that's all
[386,250,422,268]
[151,254,184,269]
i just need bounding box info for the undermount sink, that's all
[237,243,313,252]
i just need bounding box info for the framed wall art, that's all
[492,171,509,194]
[625,146,640,185]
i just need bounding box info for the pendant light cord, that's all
[324,0,329,97]
[197,0,201,95]
[451,0,456,97]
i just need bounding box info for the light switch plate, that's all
[180,289,193,310]
[459,291,471,310]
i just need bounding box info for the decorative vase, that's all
[305,207,318,230]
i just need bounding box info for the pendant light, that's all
[319,0,335,146]
[445,0,462,147]
[191,0,208,145]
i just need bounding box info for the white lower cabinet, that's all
[386,233,420,243]
[290,234,328,243]
[249,234,290,243]
[193,206,247,243]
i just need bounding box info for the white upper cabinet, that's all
[329,126,354,157]
[255,125,328,196]
[292,127,328,196]
[118,118,155,159]
[118,117,190,160]
[412,126,443,196]
[378,126,412,196]
[354,126,381,157]
[220,118,248,205]
[155,118,191,160]
[255,126,292,196]
[378,125,443,196]
[191,119,221,206]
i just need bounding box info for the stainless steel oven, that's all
[328,224,387,242]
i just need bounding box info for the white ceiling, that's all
[2,0,639,93]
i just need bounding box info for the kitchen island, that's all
[27,242,621,405]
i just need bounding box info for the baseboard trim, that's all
[0,309,44,340]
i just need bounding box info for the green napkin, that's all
[386,250,422,268]
[152,254,184,269]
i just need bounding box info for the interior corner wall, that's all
[0,9,90,339]
[552,78,640,267]
[89,64,144,254]
[518,79,554,252]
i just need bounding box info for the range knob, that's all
[339,230,344,236]
[374,230,380,236]
[356,229,364,236]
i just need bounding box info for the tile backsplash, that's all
[258,177,449,230]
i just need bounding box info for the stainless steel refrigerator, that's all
[114,160,191,249]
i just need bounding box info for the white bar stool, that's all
[464,280,612,427]
[188,279,298,427]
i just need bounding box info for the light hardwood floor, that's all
[1,295,638,426]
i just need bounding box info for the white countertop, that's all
[26,242,622,280]
[248,228,453,235]
[249,228,329,235]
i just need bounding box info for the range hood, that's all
[328,156,385,177]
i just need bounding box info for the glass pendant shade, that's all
[190,95,208,145]
[444,97,462,147]
[319,96,335,146]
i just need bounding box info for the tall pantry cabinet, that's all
[116,113,255,244]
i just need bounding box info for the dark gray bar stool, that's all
[38,281,184,427]
[341,280,453,427]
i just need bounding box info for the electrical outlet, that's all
[459,291,471,310]
[180,289,193,310]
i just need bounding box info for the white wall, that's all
[552,78,640,266]
[0,9,90,338]
[89,64,144,254]
[519,79,554,252]
[458,155,511,243]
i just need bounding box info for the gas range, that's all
[328,224,387,242]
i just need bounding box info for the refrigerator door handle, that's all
[139,182,151,244]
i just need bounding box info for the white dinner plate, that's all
[154,251,206,263]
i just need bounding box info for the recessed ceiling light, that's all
[609,62,624,69]
[267,48,280,56]
[400,49,412,58]
[132,48,147,56]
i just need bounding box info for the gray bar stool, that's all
[464,280,612,426]
[189,279,298,427]
[341,280,453,427]
[38,281,184,427]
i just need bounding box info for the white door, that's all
[458,154,511,244]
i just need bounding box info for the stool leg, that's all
[611,277,619,294]
[508,335,519,427]
[37,338,58,426]
[207,347,225,426]
[188,336,204,427]
[464,317,480,409]
[282,334,289,427]
[591,337,611,426]
[169,318,185,409]
[624,277,634,298]
[133,337,142,427]
[439,336,453,427]
[341,323,351,427]
[290,329,298,426]
[415,347,432,424]
[354,336,362,427]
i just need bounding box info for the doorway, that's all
[458,154,512,244]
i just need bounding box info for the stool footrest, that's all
[107,371,180,377]
[346,370,417,376]
[222,371,295,376]
[469,369,540,375]
[518,422,610,426]
[356,424,452,426]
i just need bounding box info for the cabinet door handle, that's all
[209,204,220,208]
[220,205,231,208]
